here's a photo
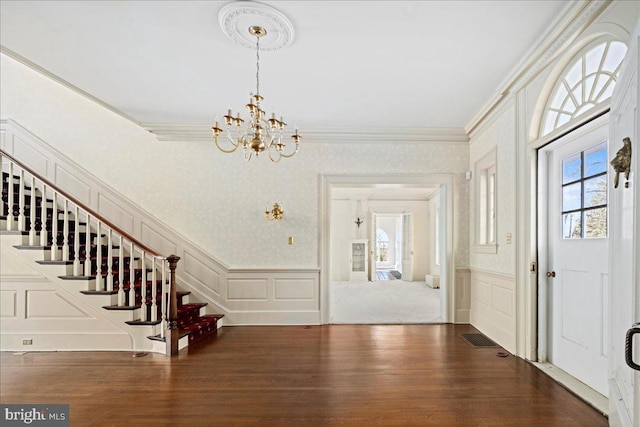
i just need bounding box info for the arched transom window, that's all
[542,40,627,136]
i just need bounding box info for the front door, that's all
[545,118,609,396]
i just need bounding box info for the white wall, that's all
[1,53,469,326]
[0,54,470,272]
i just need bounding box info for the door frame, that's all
[536,112,610,363]
[319,174,456,324]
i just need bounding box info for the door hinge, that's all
[530,262,537,273]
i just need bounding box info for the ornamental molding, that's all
[142,123,470,145]
[218,1,295,51]
[466,0,610,134]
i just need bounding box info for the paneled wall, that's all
[1,121,320,325]
[0,237,132,351]
[469,269,516,352]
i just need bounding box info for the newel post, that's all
[166,254,180,356]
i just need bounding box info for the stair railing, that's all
[1,149,180,356]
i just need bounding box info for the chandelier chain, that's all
[256,36,260,96]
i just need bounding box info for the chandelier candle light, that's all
[212,25,301,162]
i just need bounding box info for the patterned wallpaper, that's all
[1,54,470,269]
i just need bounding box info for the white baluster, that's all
[17,169,25,231]
[117,235,124,306]
[151,257,158,322]
[62,200,69,261]
[39,183,48,246]
[106,229,113,292]
[128,242,135,306]
[95,221,102,290]
[160,259,167,338]
[50,192,58,260]
[84,212,91,275]
[73,206,80,276]
[140,250,147,321]
[6,163,14,231]
[28,176,36,245]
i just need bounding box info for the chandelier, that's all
[212,25,301,162]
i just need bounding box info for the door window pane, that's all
[584,208,607,238]
[584,142,607,176]
[560,141,608,239]
[584,175,607,208]
[563,153,581,183]
[563,183,582,211]
[563,212,582,239]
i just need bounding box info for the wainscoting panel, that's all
[227,279,268,301]
[455,269,471,323]
[274,278,316,300]
[470,269,516,353]
[12,135,48,177]
[55,164,91,205]
[141,222,178,258]
[183,250,221,295]
[97,193,135,235]
[0,290,17,318]
[26,290,88,319]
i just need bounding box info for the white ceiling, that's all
[0,1,567,135]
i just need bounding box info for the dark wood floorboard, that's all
[1,324,607,426]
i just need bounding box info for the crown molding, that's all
[142,123,470,145]
[465,0,611,134]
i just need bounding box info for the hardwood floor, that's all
[1,324,607,426]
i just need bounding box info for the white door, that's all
[401,213,414,281]
[608,20,639,427]
[545,119,609,396]
[367,211,376,281]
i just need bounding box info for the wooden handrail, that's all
[0,149,162,257]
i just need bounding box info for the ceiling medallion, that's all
[218,1,295,51]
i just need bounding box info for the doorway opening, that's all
[320,174,454,325]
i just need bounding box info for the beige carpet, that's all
[330,280,443,324]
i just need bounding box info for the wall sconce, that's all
[355,217,364,228]
[266,203,284,221]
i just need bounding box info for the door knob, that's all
[546,271,556,278]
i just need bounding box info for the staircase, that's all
[1,150,223,354]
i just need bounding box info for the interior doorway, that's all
[320,174,454,325]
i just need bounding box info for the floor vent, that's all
[461,333,499,348]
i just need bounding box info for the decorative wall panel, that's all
[141,222,178,257]
[0,290,17,318]
[97,193,134,234]
[26,290,88,318]
[227,279,268,300]
[274,278,315,300]
[54,164,91,205]
[184,250,220,295]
